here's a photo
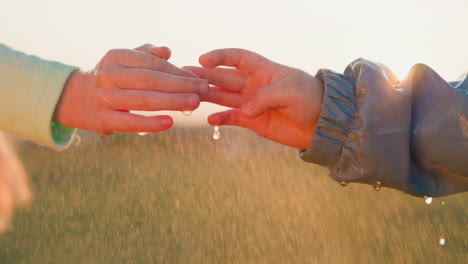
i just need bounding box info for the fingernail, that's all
[197,80,209,95]
[186,95,200,109]
[161,117,173,129]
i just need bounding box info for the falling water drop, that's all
[138,132,150,136]
[373,181,382,191]
[181,111,192,116]
[424,196,433,205]
[339,181,348,187]
[439,237,446,246]
[212,126,220,140]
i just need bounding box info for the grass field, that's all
[0,127,467,263]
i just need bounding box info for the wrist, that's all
[53,70,86,128]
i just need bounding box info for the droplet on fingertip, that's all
[138,132,150,136]
[373,181,382,191]
[181,111,193,116]
[424,196,433,205]
[212,126,220,141]
[339,181,348,187]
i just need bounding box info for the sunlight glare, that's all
[391,65,411,81]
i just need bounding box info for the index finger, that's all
[182,66,246,91]
[109,49,198,79]
[134,44,171,60]
[199,48,270,75]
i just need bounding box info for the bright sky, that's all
[2,0,467,126]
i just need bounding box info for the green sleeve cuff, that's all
[51,122,76,149]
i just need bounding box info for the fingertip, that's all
[135,44,171,60]
[207,114,222,125]
[150,47,169,61]
[163,46,172,60]
[160,116,174,130]
[199,52,216,69]
[186,94,201,110]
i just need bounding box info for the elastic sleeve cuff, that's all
[34,65,78,149]
[300,69,357,168]
[51,122,76,149]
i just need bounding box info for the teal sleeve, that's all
[301,59,468,197]
[0,43,78,149]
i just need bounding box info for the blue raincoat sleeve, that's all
[300,59,468,197]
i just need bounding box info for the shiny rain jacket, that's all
[301,59,468,197]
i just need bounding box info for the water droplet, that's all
[138,132,150,136]
[441,201,445,205]
[181,111,192,116]
[373,181,382,191]
[424,196,433,205]
[439,237,445,246]
[212,126,220,140]
[339,181,348,187]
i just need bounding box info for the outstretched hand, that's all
[184,49,324,149]
[54,44,208,137]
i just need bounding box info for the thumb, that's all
[241,80,286,119]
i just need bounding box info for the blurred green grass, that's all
[0,127,467,263]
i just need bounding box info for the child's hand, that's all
[54,44,208,137]
[0,133,31,234]
[184,49,324,149]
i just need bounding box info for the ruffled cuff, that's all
[300,69,357,168]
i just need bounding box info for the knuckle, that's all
[142,43,153,49]
[95,69,113,86]
[104,49,128,62]
[150,56,164,68]
[95,89,111,105]
[104,49,118,59]
[133,96,152,109]
[136,43,152,52]
[181,81,197,92]
[96,112,108,126]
